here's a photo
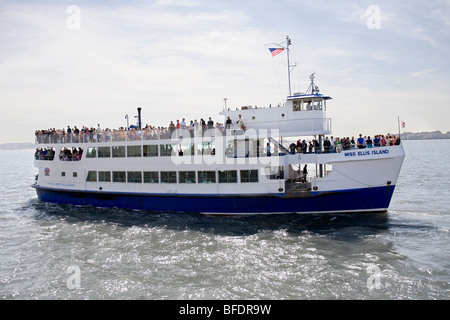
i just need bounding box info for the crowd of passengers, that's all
[287,133,401,154]
[34,114,401,156]
[35,134,400,162]
[34,117,233,144]
[35,147,83,161]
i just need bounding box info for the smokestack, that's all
[137,107,142,129]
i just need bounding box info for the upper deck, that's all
[221,93,332,137]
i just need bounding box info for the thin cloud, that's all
[0,0,449,142]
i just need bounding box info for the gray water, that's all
[0,140,449,300]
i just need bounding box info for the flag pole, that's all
[266,36,295,96]
[286,35,292,96]
[398,116,401,140]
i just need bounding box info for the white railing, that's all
[34,125,253,145]
[35,118,333,145]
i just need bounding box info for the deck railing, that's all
[35,126,242,145]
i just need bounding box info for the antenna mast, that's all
[286,36,292,96]
[266,35,296,96]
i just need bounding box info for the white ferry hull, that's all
[33,183,397,215]
[33,142,404,215]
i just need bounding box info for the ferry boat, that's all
[32,37,405,215]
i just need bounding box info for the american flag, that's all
[269,48,285,57]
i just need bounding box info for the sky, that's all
[1,0,449,143]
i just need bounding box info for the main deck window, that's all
[240,170,259,183]
[144,171,159,183]
[160,171,177,183]
[143,145,158,157]
[218,170,237,183]
[99,171,111,182]
[160,144,174,157]
[127,145,142,157]
[86,147,97,158]
[113,171,126,183]
[198,171,216,183]
[86,171,97,182]
[179,171,196,183]
[112,146,125,158]
[178,143,195,156]
[127,171,142,183]
[198,142,215,155]
[98,147,111,158]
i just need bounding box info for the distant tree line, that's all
[402,131,450,140]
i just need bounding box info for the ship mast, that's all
[286,35,292,96]
[267,35,296,96]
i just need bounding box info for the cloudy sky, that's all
[1,0,449,143]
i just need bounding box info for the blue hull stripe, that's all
[33,185,396,214]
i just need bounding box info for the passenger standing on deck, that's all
[335,137,342,153]
[324,136,331,153]
[301,140,307,154]
[266,143,271,157]
[74,126,80,143]
[208,117,214,130]
[97,124,102,142]
[237,115,245,131]
[314,139,320,154]
[226,116,232,130]
[366,136,373,148]
[169,121,175,136]
[67,126,72,143]
[330,136,335,153]
[357,134,365,148]
[194,119,200,137]
[302,164,308,182]
[189,120,194,137]
[373,135,381,147]
[380,135,386,147]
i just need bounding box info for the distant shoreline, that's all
[401,131,450,140]
[0,143,35,150]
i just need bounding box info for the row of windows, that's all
[85,144,215,159]
[86,170,260,184]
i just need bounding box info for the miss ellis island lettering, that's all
[344,149,390,157]
[179,304,272,317]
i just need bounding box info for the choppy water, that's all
[0,140,449,300]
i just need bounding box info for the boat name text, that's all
[47,182,75,187]
[344,149,390,157]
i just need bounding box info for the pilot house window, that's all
[293,100,302,111]
[292,99,324,111]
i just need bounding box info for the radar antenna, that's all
[306,73,320,95]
